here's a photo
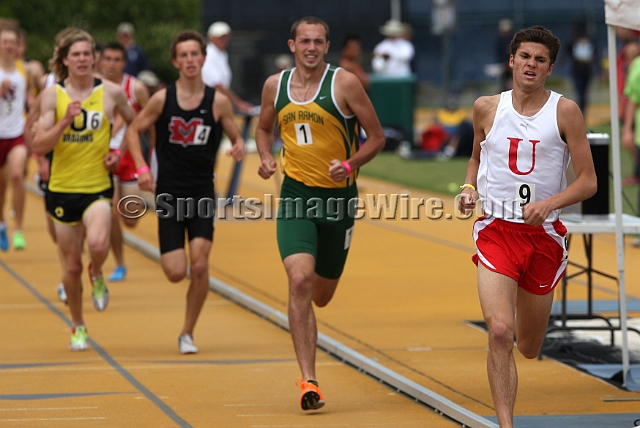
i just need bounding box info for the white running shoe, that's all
[57,283,67,304]
[178,334,198,354]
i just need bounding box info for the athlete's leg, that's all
[514,287,555,359]
[119,181,142,228]
[160,248,188,283]
[284,252,319,381]
[312,275,339,308]
[0,164,6,223]
[477,263,518,428]
[83,200,112,277]
[110,182,125,268]
[6,143,28,231]
[54,221,85,326]
[179,237,212,337]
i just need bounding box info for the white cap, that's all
[208,21,231,38]
[275,54,293,70]
[137,70,160,87]
[379,19,405,37]
[499,19,513,32]
[117,22,135,35]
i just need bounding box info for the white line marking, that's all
[0,417,107,422]
[0,407,98,412]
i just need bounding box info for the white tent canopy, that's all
[605,0,640,30]
[604,0,640,390]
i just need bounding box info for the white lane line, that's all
[0,417,107,422]
[0,407,98,411]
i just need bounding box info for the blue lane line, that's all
[144,358,296,365]
[0,362,86,370]
[0,258,192,428]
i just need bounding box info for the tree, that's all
[6,0,201,84]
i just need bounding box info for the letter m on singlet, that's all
[169,117,204,147]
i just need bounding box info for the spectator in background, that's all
[402,22,418,75]
[616,27,640,123]
[622,43,640,186]
[623,54,640,220]
[137,70,163,95]
[16,28,44,107]
[117,22,150,77]
[400,95,473,161]
[372,19,414,77]
[274,54,293,72]
[495,18,514,92]
[99,42,151,283]
[565,22,597,116]
[201,21,254,114]
[339,34,369,91]
[615,27,640,186]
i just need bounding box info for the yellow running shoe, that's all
[12,230,26,250]
[69,325,88,351]
[88,263,109,311]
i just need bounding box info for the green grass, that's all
[359,153,470,196]
[360,127,640,216]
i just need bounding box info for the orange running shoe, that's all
[296,377,325,410]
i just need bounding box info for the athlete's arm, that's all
[522,97,597,225]
[214,84,254,115]
[104,82,137,170]
[110,84,136,125]
[124,89,166,191]
[339,59,370,91]
[25,92,51,179]
[133,79,150,108]
[32,86,80,156]
[328,70,384,182]
[111,113,125,138]
[24,91,42,146]
[213,91,244,162]
[459,95,496,214]
[131,78,156,154]
[255,74,279,180]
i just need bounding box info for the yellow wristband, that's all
[460,183,476,192]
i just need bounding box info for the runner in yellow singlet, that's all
[33,28,135,352]
[255,16,385,411]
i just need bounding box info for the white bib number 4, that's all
[193,125,212,145]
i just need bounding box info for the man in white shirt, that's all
[201,21,254,114]
[371,19,414,77]
[0,24,31,251]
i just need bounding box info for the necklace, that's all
[293,72,318,102]
[294,84,313,102]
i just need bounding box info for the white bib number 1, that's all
[516,182,535,207]
[295,123,313,146]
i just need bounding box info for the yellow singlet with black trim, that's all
[275,64,359,188]
[49,79,112,193]
[15,59,29,118]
